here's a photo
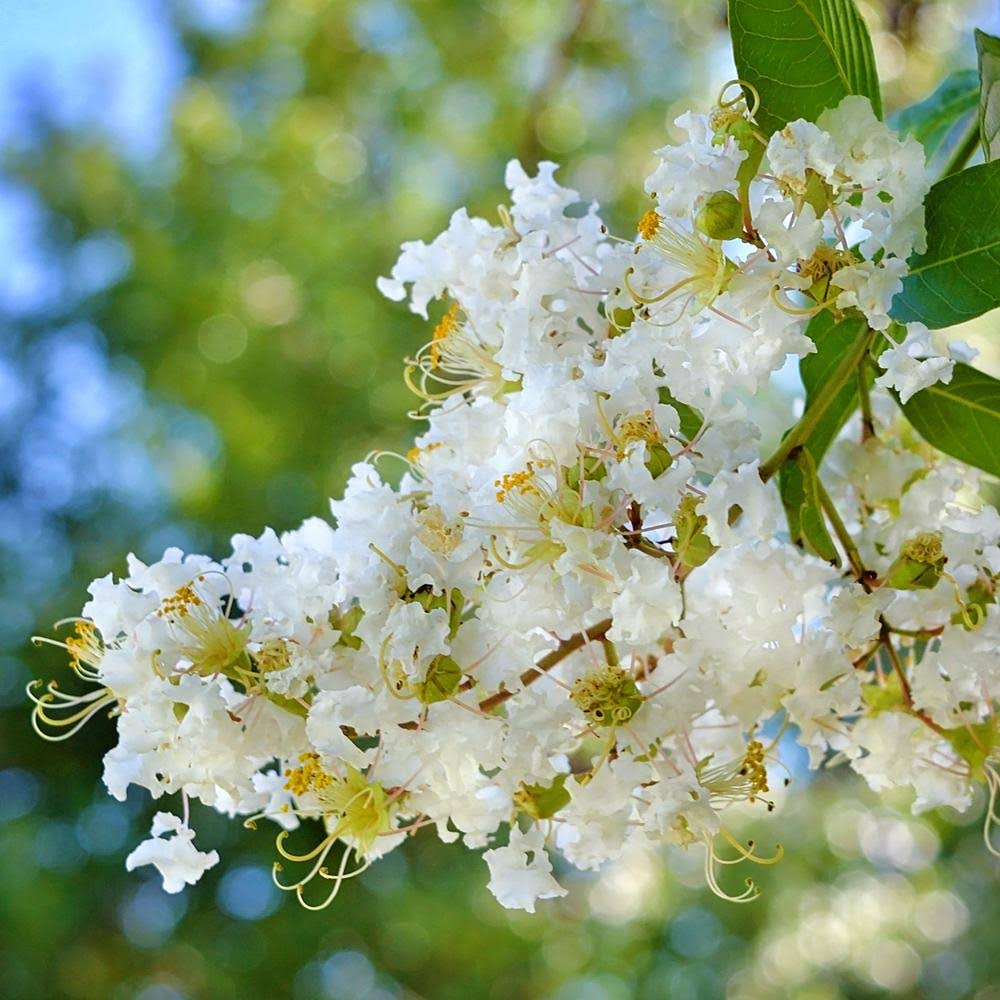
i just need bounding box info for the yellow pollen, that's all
[416,504,464,555]
[709,107,743,132]
[494,462,538,504]
[571,665,643,727]
[63,621,103,671]
[637,209,661,241]
[254,638,292,673]
[407,442,442,466]
[156,582,204,618]
[284,752,333,796]
[901,531,945,565]
[617,410,661,453]
[430,303,461,365]
[738,740,770,804]
[797,244,855,283]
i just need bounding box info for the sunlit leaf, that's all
[728,0,882,135]
[977,28,1000,160]
[902,363,1000,477]
[891,161,1000,328]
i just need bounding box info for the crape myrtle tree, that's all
[29,1,1000,914]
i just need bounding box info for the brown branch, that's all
[879,622,947,737]
[478,617,612,714]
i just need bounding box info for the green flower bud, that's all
[331,604,364,650]
[885,531,947,590]
[711,112,754,151]
[695,190,744,241]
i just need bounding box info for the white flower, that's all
[875,322,954,403]
[125,812,219,893]
[644,112,745,217]
[701,462,781,548]
[755,200,823,263]
[831,259,907,331]
[36,89,1000,915]
[483,825,567,912]
[609,551,682,646]
[827,585,893,646]
[766,118,838,190]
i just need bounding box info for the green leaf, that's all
[891,70,979,158]
[417,654,462,705]
[977,29,1000,160]
[798,312,873,458]
[779,311,872,542]
[862,670,904,716]
[673,495,718,570]
[944,718,1000,781]
[796,449,840,564]
[891,160,1000,328]
[728,0,882,136]
[513,774,571,820]
[901,363,1000,477]
[657,387,704,441]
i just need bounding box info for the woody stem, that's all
[879,624,947,737]
[479,618,613,714]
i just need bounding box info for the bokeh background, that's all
[3,1,1000,997]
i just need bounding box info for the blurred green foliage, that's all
[3,1,998,998]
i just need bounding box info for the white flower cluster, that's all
[31,90,1000,912]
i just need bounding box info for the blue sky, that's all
[0,0,186,158]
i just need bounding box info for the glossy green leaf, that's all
[728,0,882,135]
[796,449,840,564]
[891,69,979,158]
[902,363,1000,477]
[891,160,1000,328]
[977,29,1000,160]
[779,312,872,544]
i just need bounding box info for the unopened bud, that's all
[695,191,743,241]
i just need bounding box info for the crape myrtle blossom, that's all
[126,811,220,893]
[31,85,1000,914]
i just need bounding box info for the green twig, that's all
[857,363,875,442]
[814,475,871,589]
[759,323,876,481]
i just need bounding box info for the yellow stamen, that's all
[637,209,661,241]
[430,303,461,366]
[285,752,334,796]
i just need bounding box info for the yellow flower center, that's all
[430,303,461,365]
[284,752,333,796]
[637,209,661,241]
